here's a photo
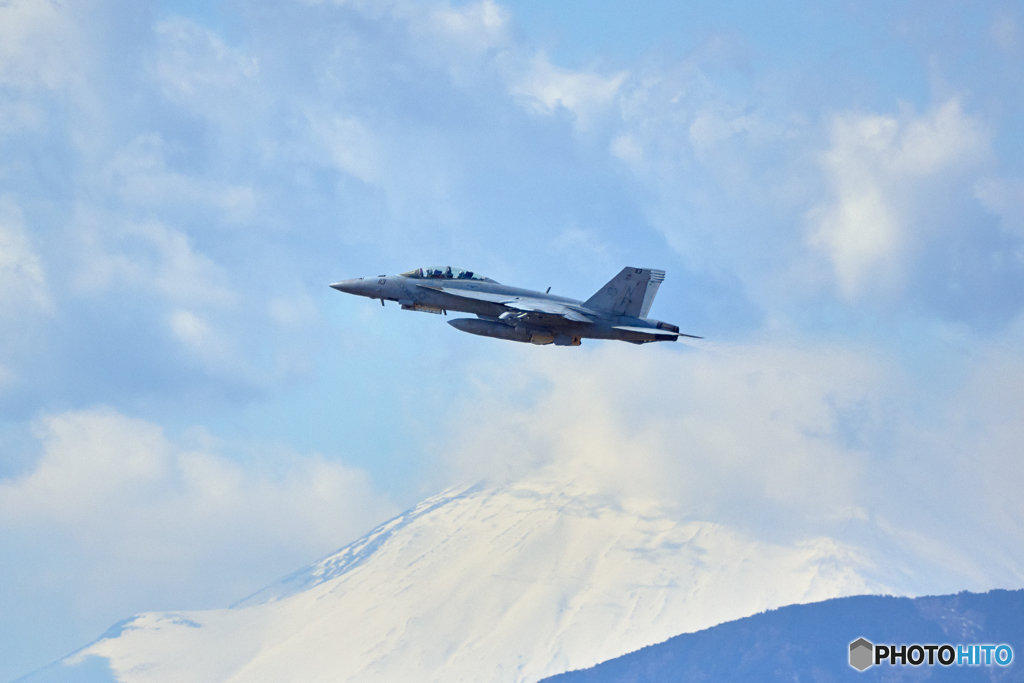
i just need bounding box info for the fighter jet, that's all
[330,266,700,346]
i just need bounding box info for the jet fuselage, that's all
[330,266,696,346]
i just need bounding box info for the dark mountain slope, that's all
[542,588,1024,682]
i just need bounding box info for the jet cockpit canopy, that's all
[400,266,495,282]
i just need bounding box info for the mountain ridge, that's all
[541,588,1024,682]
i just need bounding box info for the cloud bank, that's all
[0,408,396,677]
[440,339,1024,595]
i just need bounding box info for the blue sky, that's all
[2,0,1024,679]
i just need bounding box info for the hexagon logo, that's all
[850,637,874,671]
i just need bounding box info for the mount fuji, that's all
[28,479,905,682]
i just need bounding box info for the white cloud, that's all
[688,108,757,151]
[167,309,251,376]
[438,340,1024,594]
[0,0,83,90]
[510,55,627,129]
[421,0,509,56]
[0,195,51,393]
[107,134,258,223]
[0,408,397,607]
[990,10,1022,53]
[154,17,259,107]
[809,99,988,299]
[0,194,51,315]
[600,63,1014,322]
[594,55,815,300]
[443,343,886,524]
[305,113,382,184]
[609,134,643,167]
[74,217,235,308]
[975,175,1024,239]
[549,224,617,273]
[170,309,212,347]
[267,293,319,328]
[322,0,624,132]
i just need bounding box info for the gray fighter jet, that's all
[330,266,700,346]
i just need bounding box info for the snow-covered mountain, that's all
[34,480,902,682]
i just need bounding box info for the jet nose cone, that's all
[330,278,363,294]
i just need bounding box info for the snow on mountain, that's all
[48,479,899,682]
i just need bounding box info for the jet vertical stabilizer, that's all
[638,269,664,318]
[584,267,666,318]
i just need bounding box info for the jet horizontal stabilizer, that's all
[612,325,703,339]
[612,325,678,336]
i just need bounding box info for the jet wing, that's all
[417,284,592,323]
[415,285,512,305]
[504,299,592,322]
[612,325,703,339]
